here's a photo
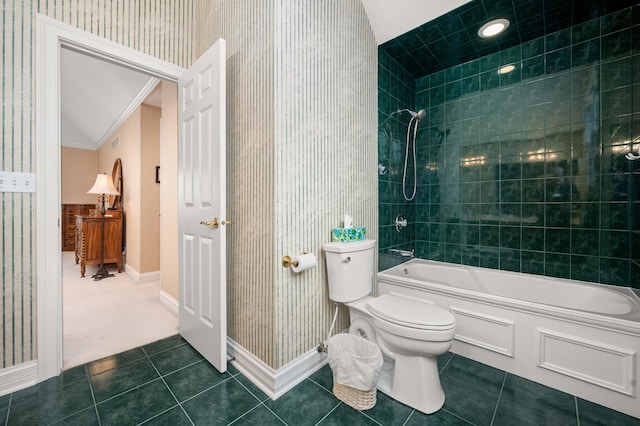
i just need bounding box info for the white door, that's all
[178,39,227,373]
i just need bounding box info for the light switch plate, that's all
[0,171,36,193]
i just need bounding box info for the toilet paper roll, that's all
[291,253,317,273]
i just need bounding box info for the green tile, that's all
[405,407,474,425]
[572,39,600,67]
[90,358,159,402]
[308,364,334,392]
[444,244,462,263]
[88,347,147,376]
[480,226,500,247]
[0,394,9,409]
[230,405,286,425]
[545,253,571,278]
[96,379,176,426]
[521,227,544,252]
[500,374,577,425]
[602,29,632,60]
[139,406,193,426]
[577,398,640,426]
[163,359,231,402]
[143,334,187,356]
[493,398,576,426]
[546,28,571,52]
[60,365,89,384]
[49,407,100,425]
[521,251,545,275]
[233,373,271,403]
[600,230,631,258]
[149,343,204,375]
[572,18,600,44]
[440,374,499,425]
[545,47,571,74]
[182,379,261,426]
[461,59,479,78]
[360,390,413,426]
[317,403,379,425]
[571,229,599,256]
[545,228,570,253]
[599,258,630,286]
[570,255,600,282]
[265,380,339,426]
[8,374,94,425]
[440,355,505,396]
[601,7,633,35]
[602,58,632,91]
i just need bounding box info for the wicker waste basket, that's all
[327,334,383,410]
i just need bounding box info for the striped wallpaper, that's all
[1,0,194,370]
[2,0,376,373]
[195,0,377,369]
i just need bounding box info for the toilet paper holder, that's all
[282,252,317,273]
[281,255,299,268]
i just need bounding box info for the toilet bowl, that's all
[347,294,455,414]
[323,240,456,414]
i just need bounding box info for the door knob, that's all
[200,217,231,229]
[200,218,219,228]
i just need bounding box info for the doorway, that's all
[36,14,185,381]
[59,58,179,367]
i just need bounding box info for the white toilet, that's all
[323,239,455,414]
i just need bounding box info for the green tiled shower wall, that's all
[378,6,640,287]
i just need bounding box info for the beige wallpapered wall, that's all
[1,0,376,372]
[1,0,194,370]
[194,0,377,369]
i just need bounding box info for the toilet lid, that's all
[367,294,455,330]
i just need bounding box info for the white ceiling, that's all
[60,47,159,150]
[360,0,472,44]
[60,1,469,151]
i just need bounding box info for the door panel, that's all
[178,39,227,373]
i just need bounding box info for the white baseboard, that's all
[0,361,38,397]
[124,264,160,283]
[159,290,179,316]
[227,338,327,400]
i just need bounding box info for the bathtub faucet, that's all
[388,248,415,258]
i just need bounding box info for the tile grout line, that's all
[86,364,103,426]
[141,346,195,426]
[225,402,287,426]
[3,394,11,426]
[401,409,416,426]
[44,366,103,426]
[489,371,508,426]
[574,396,581,426]
[230,373,269,403]
[227,374,289,424]
[313,401,342,426]
[359,408,385,426]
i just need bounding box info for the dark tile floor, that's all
[2,334,639,425]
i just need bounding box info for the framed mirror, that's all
[110,158,123,209]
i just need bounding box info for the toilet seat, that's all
[367,293,455,331]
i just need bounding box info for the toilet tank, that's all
[323,239,376,303]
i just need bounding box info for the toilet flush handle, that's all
[343,256,351,263]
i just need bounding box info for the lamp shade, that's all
[87,173,120,195]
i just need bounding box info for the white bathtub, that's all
[377,259,640,418]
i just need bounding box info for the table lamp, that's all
[87,173,120,280]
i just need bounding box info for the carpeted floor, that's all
[62,251,179,370]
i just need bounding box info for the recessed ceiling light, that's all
[478,18,510,38]
[498,64,516,74]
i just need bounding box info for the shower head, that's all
[409,109,426,121]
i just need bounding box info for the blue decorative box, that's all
[331,227,366,242]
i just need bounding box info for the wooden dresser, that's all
[61,204,94,251]
[75,211,123,277]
